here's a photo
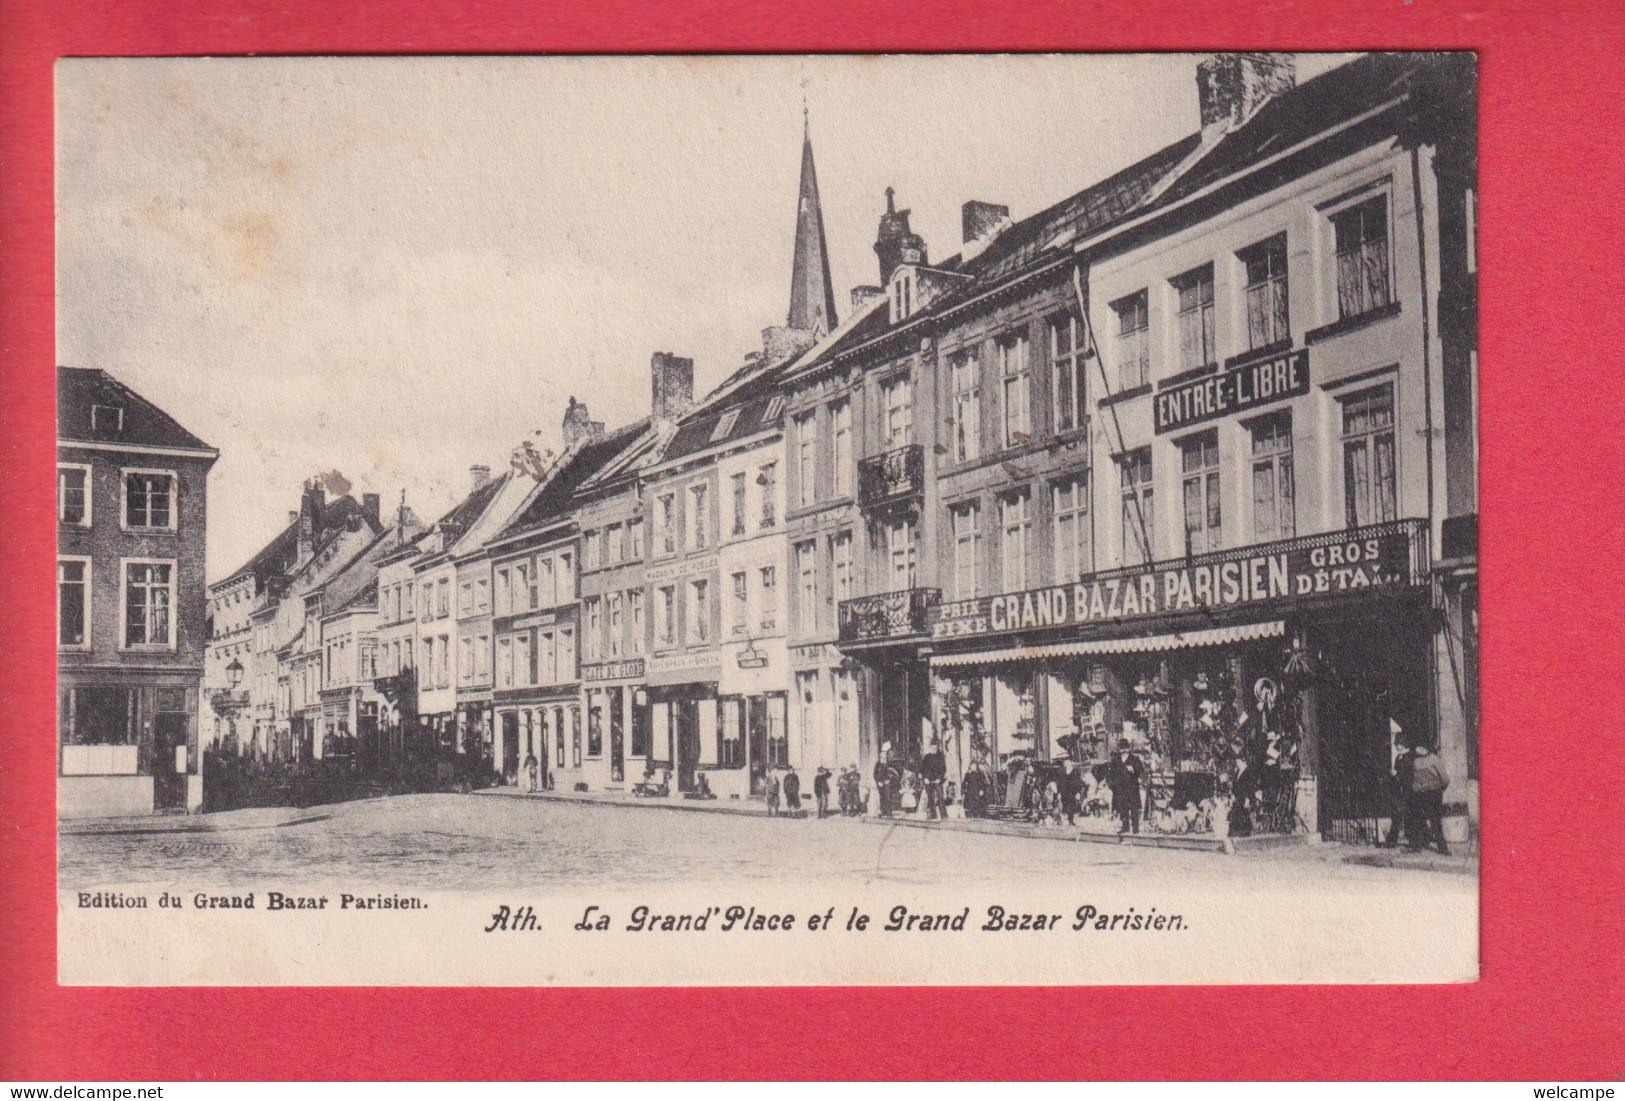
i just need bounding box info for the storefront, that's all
[721,636,791,798]
[581,658,649,790]
[789,643,862,777]
[927,520,1432,838]
[645,651,725,797]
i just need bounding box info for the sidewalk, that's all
[472,784,1302,854]
[59,805,332,836]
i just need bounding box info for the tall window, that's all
[534,557,549,608]
[758,464,777,529]
[514,563,528,609]
[582,530,601,570]
[606,592,623,658]
[123,561,173,647]
[830,399,853,497]
[459,581,474,616]
[605,523,622,565]
[1113,291,1150,390]
[1119,449,1154,565]
[690,483,709,550]
[584,597,603,660]
[950,351,980,463]
[797,541,819,632]
[496,637,511,688]
[515,633,531,685]
[538,631,555,684]
[831,531,853,603]
[461,636,476,683]
[124,471,174,529]
[795,412,818,508]
[730,473,748,537]
[1050,315,1087,433]
[1052,475,1091,583]
[999,491,1031,593]
[1341,383,1397,526]
[999,333,1031,447]
[58,466,89,526]
[1250,412,1296,542]
[657,493,677,555]
[626,518,643,561]
[1172,265,1216,372]
[496,568,511,616]
[1240,234,1290,350]
[731,571,748,636]
[59,560,88,647]
[627,590,644,655]
[886,519,917,590]
[657,586,676,648]
[950,502,981,601]
[1181,431,1222,555]
[437,578,449,618]
[881,375,913,448]
[690,580,709,643]
[758,567,777,631]
[1332,194,1392,320]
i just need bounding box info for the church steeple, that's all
[786,112,839,337]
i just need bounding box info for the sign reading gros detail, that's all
[1154,348,1310,434]
[930,525,1418,641]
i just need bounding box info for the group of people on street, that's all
[1384,737,1452,854]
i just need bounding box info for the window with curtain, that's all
[1180,431,1222,555]
[1332,194,1392,320]
[1250,411,1296,542]
[1240,234,1290,350]
[1341,383,1397,526]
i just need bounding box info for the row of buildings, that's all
[64,52,1479,836]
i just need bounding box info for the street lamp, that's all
[213,658,248,753]
[226,657,244,690]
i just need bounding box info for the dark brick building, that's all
[57,367,218,817]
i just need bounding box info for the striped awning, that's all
[928,620,1285,669]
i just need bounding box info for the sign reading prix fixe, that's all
[930,527,1415,641]
[1154,349,1310,434]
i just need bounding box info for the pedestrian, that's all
[873,755,896,818]
[813,767,832,818]
[1381,739,1415,848]
[920,739,947,821]
[523,752,539,793]
[1406,743,1451,854]
[783,767,802,813]
[1059,758,1083,826]
[962,767,990,819]
[1104,737,1146,835]
[765,770,781,817]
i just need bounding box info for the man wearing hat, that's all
[1104,737,1147,835]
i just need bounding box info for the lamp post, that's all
[211,658,247,753]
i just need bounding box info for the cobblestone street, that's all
[58,792,1475,894]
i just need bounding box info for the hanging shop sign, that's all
[930,522,1420,641]
[582,659,645,683]
[1154,348,1309,434]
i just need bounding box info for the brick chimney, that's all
[962,200,1011,245]
[296,482,324,564]
[362,493,381,530]
[561,396,604,450]
[651,352,694,430]
[1197,53,1296,137]
[469,465,492,492]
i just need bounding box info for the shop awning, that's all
[928,620,1285,669]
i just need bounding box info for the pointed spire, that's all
[786,116,839,337]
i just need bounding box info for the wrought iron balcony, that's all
[857,444,924,511]
[838,587,941,644]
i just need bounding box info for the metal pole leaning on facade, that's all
[1073,262,1152,566]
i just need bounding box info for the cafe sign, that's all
[1154,348,1309,434]
[930,524,1418,641]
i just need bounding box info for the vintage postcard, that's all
[55,52,1479,986]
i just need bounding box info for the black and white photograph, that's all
[54,51,1480,985]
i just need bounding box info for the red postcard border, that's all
[2,0,1622,1082]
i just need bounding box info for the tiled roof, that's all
[661,384,787,464]
[497,420,649,540]
[1145,52,1466,212]
[219,495,371,587]
[57,366,214,452]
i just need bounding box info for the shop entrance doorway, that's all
[675,699,701,793]
[152,713,188,812]
[500,712,520,784]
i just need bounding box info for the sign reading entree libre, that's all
[1154,348,1309,434]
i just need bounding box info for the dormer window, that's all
[710,409,741,442]
[92,405,124,433]
[889,267,917,324]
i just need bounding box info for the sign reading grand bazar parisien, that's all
[930,522,1421,642]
